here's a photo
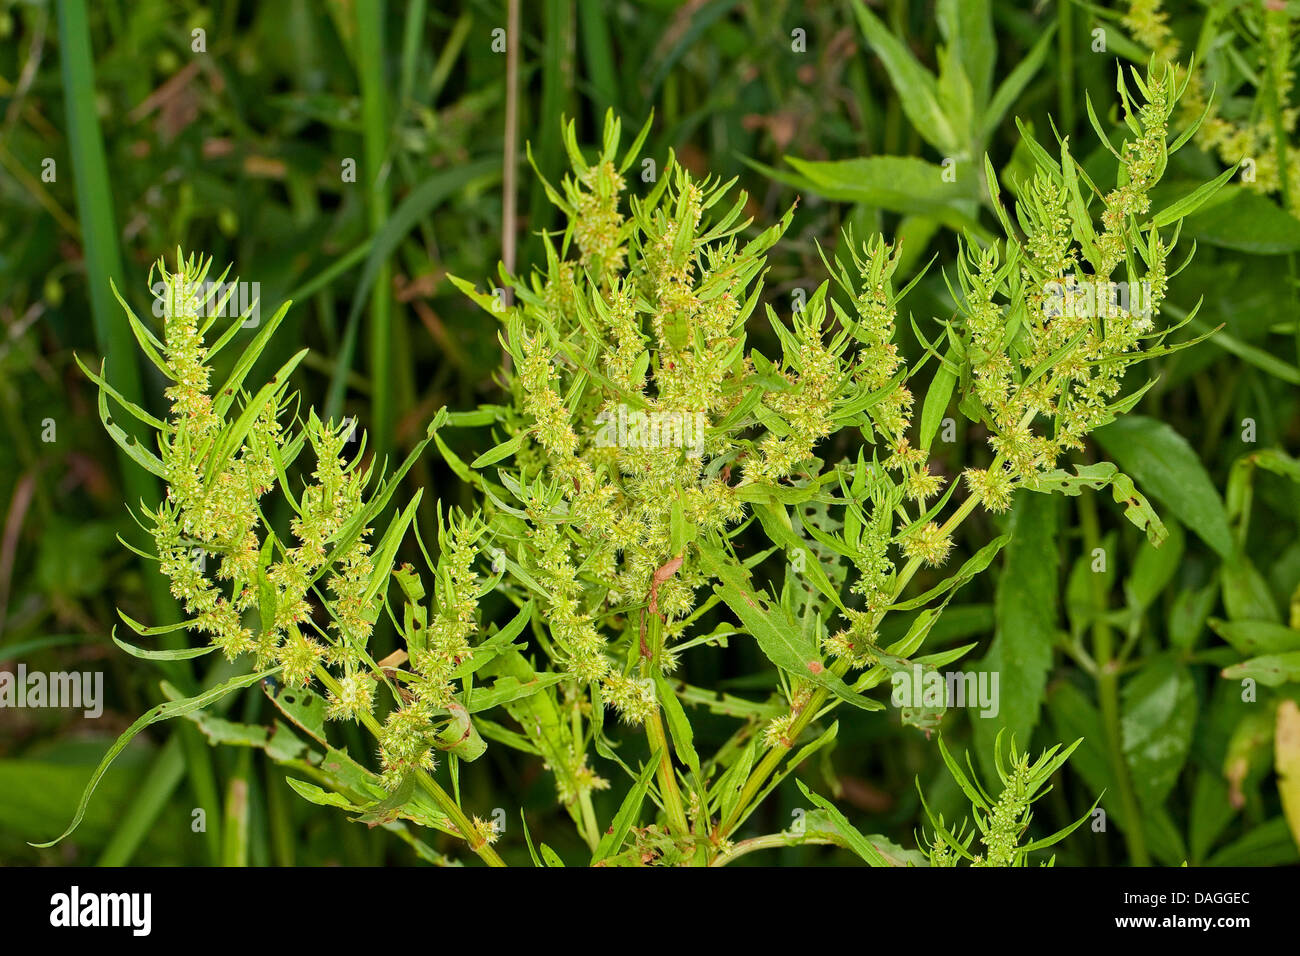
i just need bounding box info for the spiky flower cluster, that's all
[472,111,949,738]
[102,252,499,800]
[921,734,1088,867]
[1126,0,1300,214]
[956,63,1187,510]
[139,256,383,694]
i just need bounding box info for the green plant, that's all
[47,52,1231,866]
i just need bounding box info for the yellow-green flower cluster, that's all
[149,255,278,660]
[1128,0,1300,215]
[955,63,1182,503]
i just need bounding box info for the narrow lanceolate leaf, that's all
[698,541,883,713]
[919,353,957,453]
[111,628,216,661]
[591,750,661,865]
[471,433,526,469]
[888,534,1010,612]
[1148,164,1239,228]
[796,779,891,866]
[32,668,279,847]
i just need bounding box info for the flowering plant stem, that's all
[717,473,991,843]
[314,665,506,867]
[642,608,691,838]
[1077,492,1149,866]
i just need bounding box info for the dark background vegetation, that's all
[2,0,1298,866]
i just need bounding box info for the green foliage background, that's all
[1,0,1298,866]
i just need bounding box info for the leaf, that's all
[1148,164,1239,228]
[1122,655,1197,809]
[111,627,216,661]
[31,668,278,847]
[263,677,329,746]
[471,434,525,469]
[887,534,1010,612]
[795,779,890,866]
[1023,461,1167,547]
[751,501,845,612]
[1094,416,1233,557]
[540,843,566,867]
[973,493,1058,779]
[697,541,882,713]
[938,0,994,112]
[919,353,957,453]
[1185,186,1300,254]
[325,159,500,420]
[1125,519,1184,611]
[980,24,1056,141]
[784,156,981,233]
[1276,700,1300,853]
[1221,556,1281,622]
[464,673,566,713]
[655,675,702,783]
[850,0,959,155]
[1222,652,1300,687]
[591,751,661,864]
[96,389,165,478]
[1206,817,1300,866]
[1210,619,1300,656]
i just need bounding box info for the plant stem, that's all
[718,473,992,840]
[641,608,691,838]
[1077,492,1149,865]
[314,666,505,866]
[711,833,834,867]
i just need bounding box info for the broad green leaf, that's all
[1122,654,1197,808]
[1185,186,1300,254]
[1209,619,1300,656]
[1206,817,1300,866]
[974,493,1058,779]
[1221,555,1281,622]
[784,156,981,233]
[1125,519,1184,611]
